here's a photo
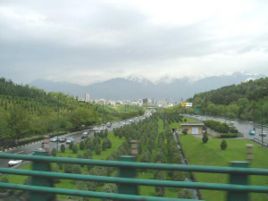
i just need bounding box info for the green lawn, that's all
[180,135,268,201]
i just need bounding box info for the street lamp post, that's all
[57,94,60,152]
[260,124,266,147]
[259,110,267,147]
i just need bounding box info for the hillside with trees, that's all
[0,78,144,148]
[190,77,268,123]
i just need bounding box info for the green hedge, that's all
[218,133,240,138]
[204,120,238,134]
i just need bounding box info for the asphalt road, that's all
[0,113,151,168]
[184,114,268,145]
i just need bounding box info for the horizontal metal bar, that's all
[1,168,267,193]
[1,153,268,175]
[0,182,200,201]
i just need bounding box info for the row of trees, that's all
[113,112,189,198]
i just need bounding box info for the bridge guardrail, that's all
[0,151,267,201]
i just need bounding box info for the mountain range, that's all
[30,73,264,101]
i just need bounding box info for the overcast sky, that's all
[0,0,268,85]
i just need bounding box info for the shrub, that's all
[220,140,227,150]
[64,164,73,173]
[202,133,209,143]
[219,133,239,138]
[204,120,239,134]
[182,128,188,135]
[0,176,9,192]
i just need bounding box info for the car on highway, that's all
[8,159,22,167]
[93,128,102,135]
[81,131,89,139]
[66,137,74,144]
[50,137,58,142]
[58,137,66,143]
[106,122,112,128]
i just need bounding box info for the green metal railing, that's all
[0,151,267,201]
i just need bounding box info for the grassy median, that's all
[180,134,268,201]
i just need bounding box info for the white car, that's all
[81,131,89,139]
[66,137,74,144]
[8,160,22,167]
[106,122,112,128]
[50,137,58,142]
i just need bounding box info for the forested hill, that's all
[190,77,268,123]
[0,78,143,147]
[1,78,51,100]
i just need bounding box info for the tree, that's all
[72,165,82,174]
[80,141,85,150]
[95,143,102,155]
[84,149,93,159]
[178,189,192,199]
[51,148,57,156]
[64,164,73,173]
[154,171,165,196]
[140,150,151,162]
[8,106,31,141]
[72,144,78,154]
[60,144,65,153]
[0,109,11,145]
[69,141,74,150]
[102,138,112,150]
[220,140,227,150]
[101,184,117,201]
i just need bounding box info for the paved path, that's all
[172,131,200,200]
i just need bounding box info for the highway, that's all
[0,113,151,168]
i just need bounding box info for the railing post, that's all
[30,149,55,201]
[118,155,138,195]
[227,161,249,201]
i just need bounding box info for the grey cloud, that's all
[0,0,268,83]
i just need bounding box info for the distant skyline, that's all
[1,0,268,85]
